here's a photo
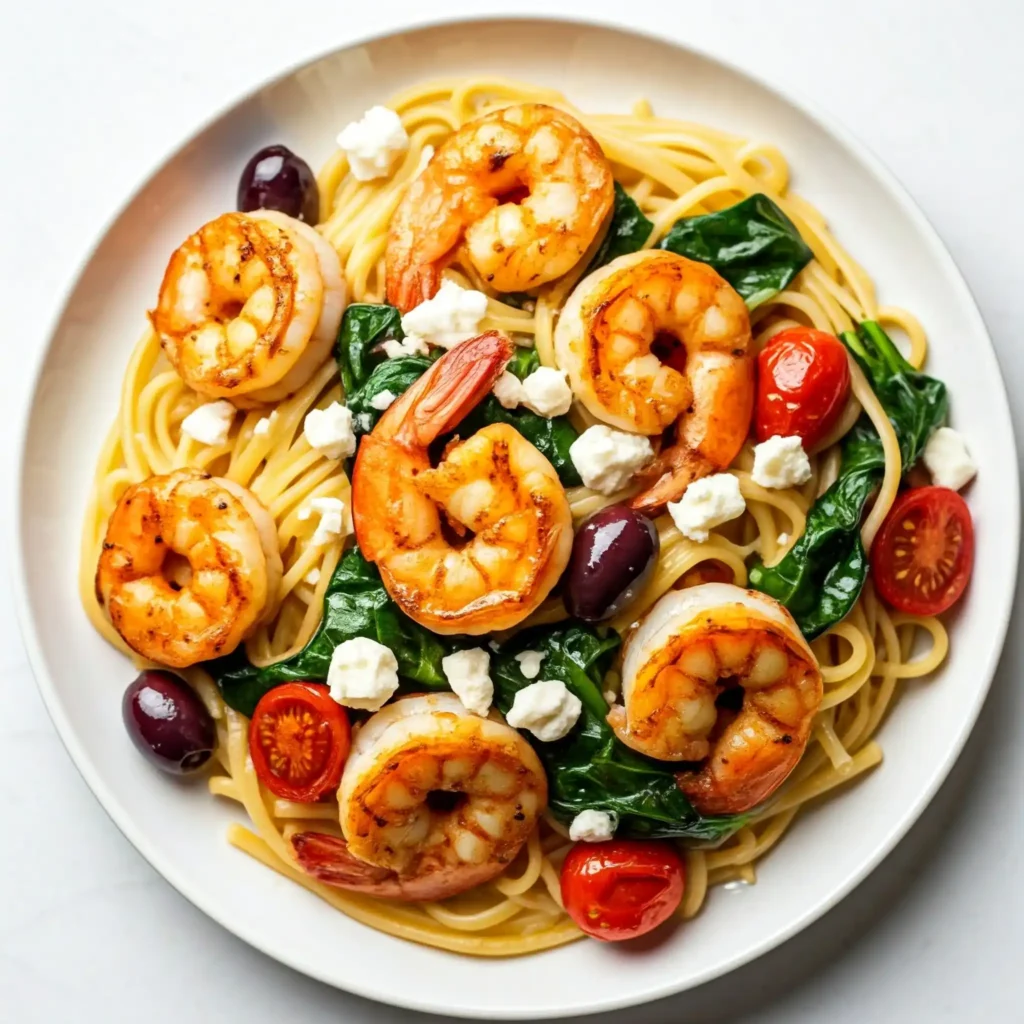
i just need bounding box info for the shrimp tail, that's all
[629,447,713,516]
[390,330,514,448]
[291,831,409,899]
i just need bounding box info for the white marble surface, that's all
[3,1,1022,1020]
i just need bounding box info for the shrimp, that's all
[352,332,573,635]
[293,694,548,902]
[554,249,754,514]
[150,210,346,407]
[95,469,283,667]
[609,583,822,815]
[385,103,614,311]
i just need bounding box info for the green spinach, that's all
[346,354,439,439]
[588,181,655,271]
[335,303,404,396]
[208,548,453,717]
[658,193,813,308]
[491,625,748,841]
[749,321,948,638]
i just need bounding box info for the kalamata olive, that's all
[564,507,659,622]
[122,671,216,775]
[237,144,319,223]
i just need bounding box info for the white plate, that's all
[15,15,1019,1019]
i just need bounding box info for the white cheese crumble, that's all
[777,533,790,546]
[569,425,654,495]
[667,473,746,543]
[514,650,545,680]
[308,496,347,546]
[603,690,618,706]
[492,371,526,409]
[303,567,321,587]
[382,335,431,359]
[327,637,399,711]
[441,648,493,717]
[304,402,357,461]
[369,389,397,411]
[400,280,489,350]
[505,679,582,742]
[752,434,812,490]
[181,400,235,446]
[252,412,276,437]
[923,426,977,491]
[569,809,618,843]
[521,366,573,418]
[355,412,373,432]
[336,105,409,182]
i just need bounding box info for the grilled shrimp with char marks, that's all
[292,694,547,902]
[555,249,754,513]
[610,583,822,815]
[95,469,282,667]
[352,332,573,635]
[151,210,346,407]
[386,103,614,311]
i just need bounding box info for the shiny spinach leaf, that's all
[588,181,655,271]
[208,548,453,717]
[658,193,813,308]
[335,303,404,396]
[345,353,439,439]
[491,624,749,841]
[749,321,948,638]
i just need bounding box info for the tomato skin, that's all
[249,683,351,802]
[560,840,685,941]
[756,327,851,447]
[871,486,975,616]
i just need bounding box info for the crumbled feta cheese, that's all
[355,412,373,433]
[514,650,545,680]
[922,426,977,491]
[569,425,654,495]
[441,648,493,716]
[569,809,618,843]
[308,496,347,546]
[336,105,409,182]
[327,637,399,711]
[304,567,321,586]
[492,371,526,410]
[505,680,582,742]
[752,435,812,490]
[181,400,235,446]
[400,280,488,349]
[777,533,790,546]
[521,366,572,417]
[252,412,276,437]
[297,506,312,521]
[382,335,431,359]
[667,474,746,543]
[488,640,501,653]
[304,402,357,460]
[369,389,397,411]
[603,690,618,706]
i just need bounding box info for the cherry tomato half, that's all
[871,486,975,616]
[756,327,851,448]
[249,683,350,802]
[560,840,685,941]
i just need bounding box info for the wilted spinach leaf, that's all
[208,549,453,717]
[335,303,404,396]
[658,193,813,308]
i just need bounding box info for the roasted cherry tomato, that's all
[871,486,974,615]
[756,327,851,448]
[560,840,685,941]
[249,683,350,802]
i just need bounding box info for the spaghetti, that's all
[79,77,950,955]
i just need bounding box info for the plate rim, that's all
[12,12,1021,1018]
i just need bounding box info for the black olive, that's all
[237,144,318,223]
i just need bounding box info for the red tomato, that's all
[249,683,350,802]
[756,327,851,447]
[560,840,685,941]
[871,486,974,616]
